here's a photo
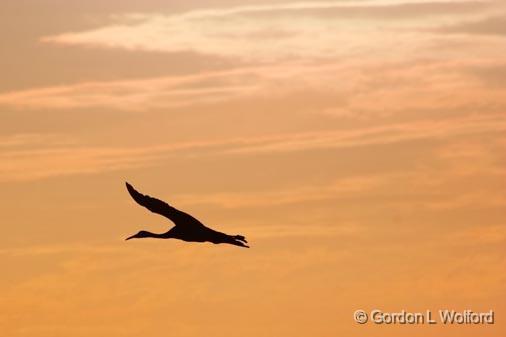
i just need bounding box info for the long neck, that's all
[143,231,172,239]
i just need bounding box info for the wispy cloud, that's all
[219,113,506,154]
[1,1,504,114]
[438,15,506,36]
[2,59,506,114]
[0,68,264,111]
[1,113,504,182]
[41,0,497,61]
[173,175,385,208]
[0,133,72,148]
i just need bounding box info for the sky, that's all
[0,0,505,336]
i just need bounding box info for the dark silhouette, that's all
[125,182,249,248]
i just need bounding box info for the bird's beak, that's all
[125,234,136,241]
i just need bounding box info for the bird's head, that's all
[125,230,152,240]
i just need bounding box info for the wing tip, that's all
[125,181,137,195]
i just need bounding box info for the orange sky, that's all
[0,1,505,336]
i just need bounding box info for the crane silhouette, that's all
[125,182,249,248]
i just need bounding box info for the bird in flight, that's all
[125,182,249,248]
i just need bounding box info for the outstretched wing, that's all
[125,182,205,229]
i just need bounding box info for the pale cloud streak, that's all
[2,59,506,114]
[0,134,72,148]
[0,68,264,111]
[1,1,505,114]
[173,175,385,208]
[1,113,504,182]
[40,0,498,61]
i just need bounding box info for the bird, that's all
[124,182,249,248]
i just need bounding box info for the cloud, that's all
[0,68,264,111]
[40,0,495,61]
[1,1,504,115]
[438,15,506,36]
[219,113,506,155]
[0,133,72,148]
[1,113,504,182]
[173,175,386,208]
[2,59,506,115]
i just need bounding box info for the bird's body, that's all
[125,182,249,248]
